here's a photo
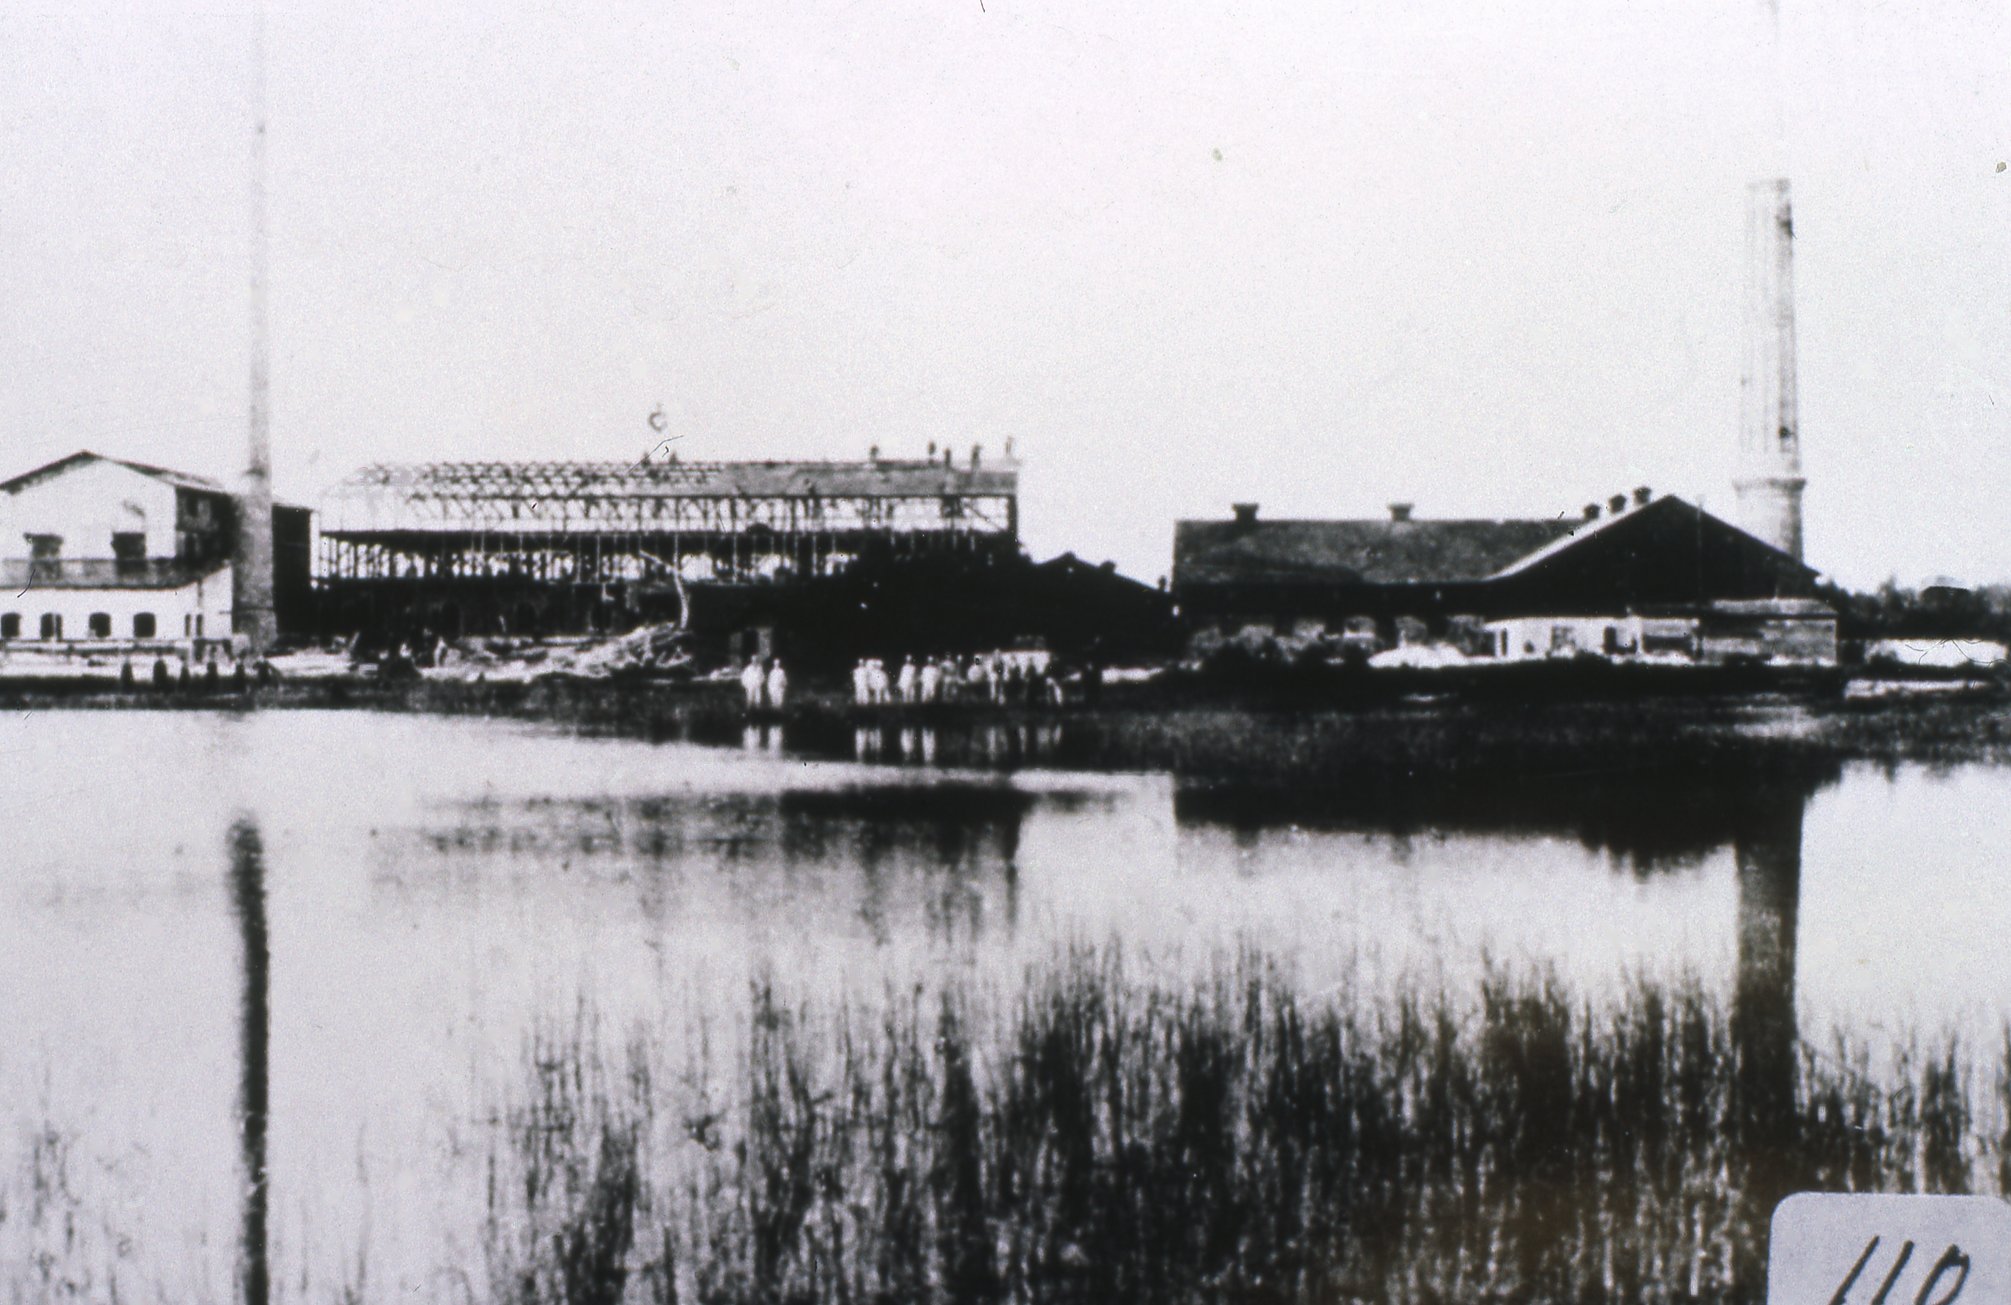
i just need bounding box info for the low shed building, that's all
[1173,491,1835,665]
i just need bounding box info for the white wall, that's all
[0,459,182,560]
[0,565,232,647]
[1487,615,1646,662]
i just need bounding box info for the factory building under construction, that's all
[315,449,1020,637]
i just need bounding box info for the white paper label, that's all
[1769,1194,2011,1303]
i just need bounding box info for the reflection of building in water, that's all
[418,785,1034,947]
[1174,761,1824,1120]
[227,818,271,1305]
[1172,760,1835,874]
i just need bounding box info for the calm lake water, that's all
[2,708,2007,1299]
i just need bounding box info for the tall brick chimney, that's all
[1734,179,1807,561]
[234,0,277,654]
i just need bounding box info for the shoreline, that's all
[5,659,2010,781]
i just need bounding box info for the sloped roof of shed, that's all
[1173,517,1582,587]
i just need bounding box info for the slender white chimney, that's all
[1734,178,1805,561]
[235,0,277,653]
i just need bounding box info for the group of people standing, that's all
[739,656,789,711]
[850,653,1058,707]
[122,652,276,693]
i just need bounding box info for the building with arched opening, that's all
[0,451,312,656]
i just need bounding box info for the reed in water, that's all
[473,946,2009,1305]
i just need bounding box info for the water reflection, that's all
[228,817,271,1305]
[416,783,1043,947]
[839,721,1068,768]
[1172,758,1840,872]
[1731,789,1803,1215]
[8,710,2007,1302]
[1173,760,1829,1131]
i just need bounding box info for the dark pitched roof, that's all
[0,450,228,495]
[1173,516,1581,588]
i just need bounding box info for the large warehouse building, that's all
[316,449,1020,637]
[1171,492,1836,665]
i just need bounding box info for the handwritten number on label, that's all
[1917,1246,1973,1305]
[1828,1237,1971,1304]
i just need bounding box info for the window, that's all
[39,613,62,640]
[194,615,204,638]
[132,613,156,639]
[0,614,17,639]
[88,612,112,638]
[112,532,146,577]
[26,534,61,582]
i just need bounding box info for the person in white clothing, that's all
[896,657,918,704]
[919,659,942,703]
[740,656,767,710]
[765,659,789,710]
[867,659,890,704]
[852,659,871,706]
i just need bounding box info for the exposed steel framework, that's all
[315,454,1020,634]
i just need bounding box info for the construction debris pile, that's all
[345,623,699,683]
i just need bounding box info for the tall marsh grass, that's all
[474,949,2011,1305]
[6,949,2002,1303]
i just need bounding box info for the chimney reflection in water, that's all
[1730,786,1804,1219]
[228,818,271,1305]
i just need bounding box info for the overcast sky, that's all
[1,0,2005,588]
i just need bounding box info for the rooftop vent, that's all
[1583,503,1601,521]
[1231,502,1259,525]
[1388,502,1414,523]
[1634,485,1652,507]
[1608,493,1628,515]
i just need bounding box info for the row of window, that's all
[0,612,191,640]
[23,533,151,559]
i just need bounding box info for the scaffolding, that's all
[314,454,1021,635]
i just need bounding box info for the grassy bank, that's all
[475,951,2008,1305]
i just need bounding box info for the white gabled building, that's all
[0,452,256,654]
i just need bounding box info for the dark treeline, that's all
[481,951,2009,1305]
[1820,577,2011,643]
